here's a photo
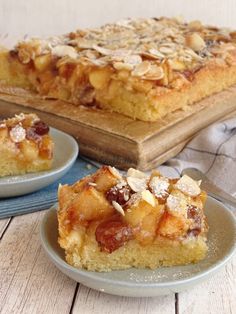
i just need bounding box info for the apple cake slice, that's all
[0,17,236,121]
[57,166,208,272]
[0,113,54,177]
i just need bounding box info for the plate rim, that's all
[40,197,236,289]
[0,127,79,186]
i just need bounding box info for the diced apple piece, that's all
[123,199,154,227]
[71,186,114,221]
[58,184,74,210]
[34,54,52,72]
[0,127,8,142]
[136,204,164,245]
[19,140,39,161]
[89,68,111,90]
[39,135,53,159]
[92,166,119,192]
[157,212,188,238]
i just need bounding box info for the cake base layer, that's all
[63,234,207,272]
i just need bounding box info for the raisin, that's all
[26,127,41,142]
[187,228,201,237]
[187,205,199,220]
[33,121,49,135]
[95,219,133,253]
[106,185,131,206]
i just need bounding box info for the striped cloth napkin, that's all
[159,117,236,197]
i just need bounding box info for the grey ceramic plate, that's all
[0,128,78,197]
[40,197,236,297]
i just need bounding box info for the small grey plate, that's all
[40,197,236,297]
[0,128,78,197]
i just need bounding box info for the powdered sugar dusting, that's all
[9,124,26,143]
[149,176,169,198]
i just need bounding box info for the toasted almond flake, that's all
[185,33,206,52]
[148,49,165,58]
[92,45,112,55]
[108,166,122,179]
[51,45,78,59]
[175,175,201,196]
[127,176,147,192]
[88,182,97,186]
[159,46,174,54]
[131,61,151,76]
[127,168,147,179]
[143,64,164,80]
[113,62,133,71]
[9,124,26,143]
[141,190,156,207]
[124,54,142,65]
[112,201,125,216]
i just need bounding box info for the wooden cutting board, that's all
[0,86,236,170]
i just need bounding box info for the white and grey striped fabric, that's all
[159,117,236,197]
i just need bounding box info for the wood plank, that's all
[178,210,236,314]
[0,85,236,170]
[72,285,175,314]
[0,218,11,238]
[0,211,76,314]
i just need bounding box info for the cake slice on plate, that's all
[57,166,208,271]
[0,113,54,177]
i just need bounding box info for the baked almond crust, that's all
[0,17,236,121]
[57,166,208,272]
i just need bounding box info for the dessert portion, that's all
[0,113,54,177]
[0,17,236,121]
[58,166,208,272]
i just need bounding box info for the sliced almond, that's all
[188,20,203,31]
[185,33,206,52]
[143,64,164,80]
[127,176,147,192]
[108,166,122,180]
[175,175,201,197]
[112,201,125,216]
[124,54,142,65]
[51,45,78,59]
[131,61,151,76]
[113,62,134,71]
[141,190,156,207]
[127,168,147,179]
[92,45,112,56]
[159,46,174,54]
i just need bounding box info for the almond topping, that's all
[127,168,147,179]
[131,61,151,76]
[141,190,156,207]
[127,176,147,192]
[112,201,125,216]
[185,33,206,52]
[175,175,201,197]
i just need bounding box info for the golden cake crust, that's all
[0,17,236,121]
